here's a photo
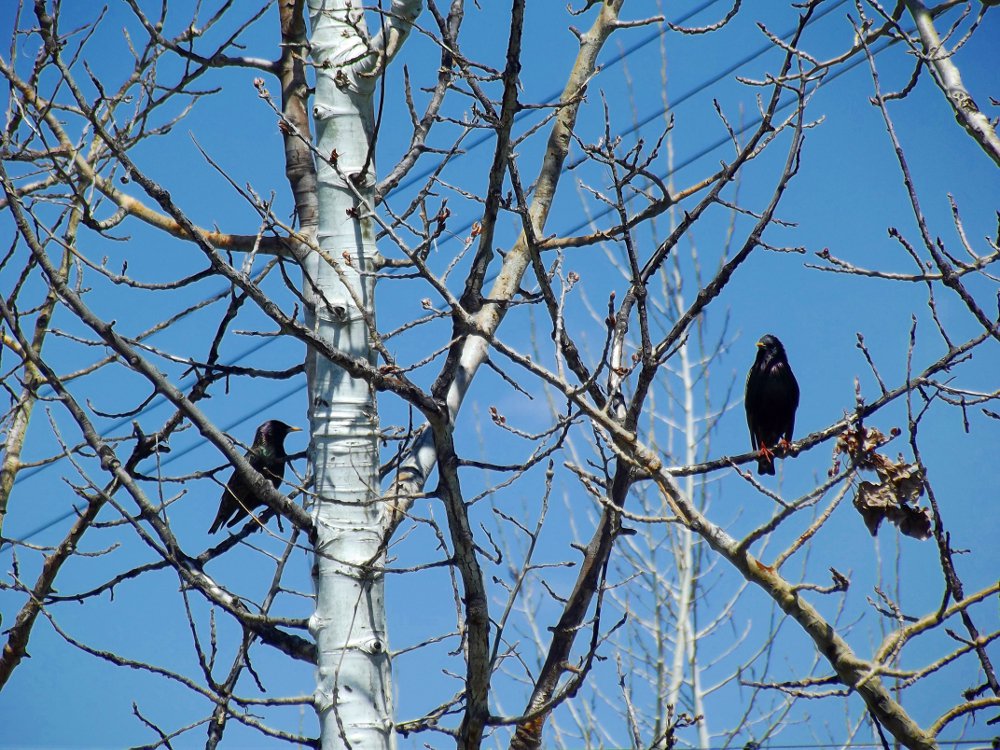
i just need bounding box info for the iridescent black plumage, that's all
[745,335,799,475]
[208,420,300,533]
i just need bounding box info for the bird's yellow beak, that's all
[756,341,765,348]
[288,426,302,432]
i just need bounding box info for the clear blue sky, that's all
[2,1,998,747]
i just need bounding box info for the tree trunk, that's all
[304,1,420,747]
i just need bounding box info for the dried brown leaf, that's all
[842,427,931,540]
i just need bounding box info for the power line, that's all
[3,1,730,545]
[561,19,905,238]
[388,0,850,246]
[392,0,725,194]
[563,0,848,172]
[6,0,728,493]
[3,381,302,547]
[8,4,901,546]
[16,331,283,484]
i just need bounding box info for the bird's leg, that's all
[777,438,793,456]
[758,442,775,462]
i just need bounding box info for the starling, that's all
[745,334,799,476]
[208,420,301,533]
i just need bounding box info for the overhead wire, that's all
[8,1,905,545]
[562,0,848,173]
[10,1,730,490]
[391,0,726,194]
[5,0,731,544]
[15,329,288,483]
[563,14,895,237]
[5,381,303,547]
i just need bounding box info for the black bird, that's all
[208,420,301,533]
[745,334,799,475]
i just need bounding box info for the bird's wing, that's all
[209,448,261,532]
[745,373,760,451]
[230,478,257,528]
[747,412,760,450]
[785,366,800,442]
[264,456,286,488]
[209,475,240,533]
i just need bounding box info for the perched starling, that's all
[208,420,301,533]
[745,334,799,476]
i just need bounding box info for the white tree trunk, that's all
[304,2,419,748]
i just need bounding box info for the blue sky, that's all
[2,1,998,747]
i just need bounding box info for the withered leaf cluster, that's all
[836,426,932,540]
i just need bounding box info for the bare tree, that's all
[2,1,997,749]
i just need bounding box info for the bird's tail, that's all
[756,455,776,475]
[208,495,233,534]
[208,511,227,534]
